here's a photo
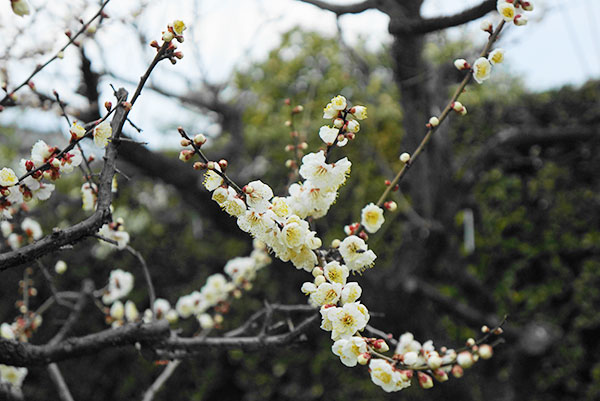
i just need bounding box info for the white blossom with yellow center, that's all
[361,203,385,233]
[330,95,347,111]
[341,282,362,305]
[473,57,493,84]
[332,336,368,367]
[488,48,505,65]
[497,2,515,22]
[310,282,342,306]
[369,359,411,393]
[0,168,18,187]
[93,121,113,148]
[326,302,369,341]
[323,261,349,285]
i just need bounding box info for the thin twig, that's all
[141,360,182,401]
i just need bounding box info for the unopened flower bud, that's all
[521,1,533,11]
[357,353,371,365]
[242,185,254,194]
[54,260,67,274]
[218,159,228,170]
[429,116,440,127]
[110,301,124,320]
[285,144,294,152]
[284,120,292,127]
[480,19,493,33]
[479,344,493,359]
[494,327,504,335]
[104,101,112,111]
[384,201,397,212]
[150,40,159,48]
[454,59,470,71]
[399,152,411,163]
[427,352,443,370]
[418,372,434,389]
[373,339,389,352]
[25,160,34,171]
[180,139,191,147]
[162,31,174,42]
[193,133,207,146]
[433,369,449,382]
[207,161,216,170]
[298,142,308,150]
[314,275,326,287]
[466,338,476,347]
[457,351,474,368]
[50,158,61,168]
[284,98,291,105]
[514,14,528,26]
[174,51,184,59]
[122,101,132,111]
[452,101,464,112]
[331,239,341,248]
[179,150,194,162]
[284,159,294,168]
[333,118,344,128]
[481,325,490,333]
[214,314,224,324]
[312,267,324,277]
[292,105,304,114]
[452,364,464,378]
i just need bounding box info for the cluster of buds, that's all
[150,20,186,64]
[319,95,367,147]
[497,0,533,26]
[451,101,468,116]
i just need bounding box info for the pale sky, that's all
[0,0,598,148]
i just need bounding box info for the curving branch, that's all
[295,0,378,15]
[390,0,497,34]
[0,320,171,367]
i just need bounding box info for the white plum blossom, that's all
[93,121,112,148]
[488,48,505,65]
[338,235,377,272]
[298,151,351,190]
[197,313,214,329]
[369,359,411,392]
[31,140,52,167]
[21,217,42,240]
[0,168,18,187]
[472,57,492,84]
[323,103,337,119]
[203,164,224,191]
[351,105,367,120]
[98,223,130,250]
[331,95,347,111]
[125,300,139,322]
[309,282,342,306]
[0,364,28,388]
[497,1,515,22]
[102,269,134,304]
[81,183,97,211]
[323,261,349,285]
[153,298,172,320]
[319,125,338,145]
[0,221,12,237]
[325,302,369,341]
[361,203,385,234]
[340,282,362,305]
[332,336,368,367]
[244,180,273,212]
[1,323,15,340]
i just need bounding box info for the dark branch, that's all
[296,0,377,15]
[390,0,496,35]
[0,320,170,367]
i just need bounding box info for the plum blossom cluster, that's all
[175,240,271,329]
[1,217,43,250]
[496,0,533,27]
[363,331,497,392]
[454,1,532,85]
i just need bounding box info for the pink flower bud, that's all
[418,372,434,389]
[478,344,493,359]
[452,364,464,378]
[514,14,528,26]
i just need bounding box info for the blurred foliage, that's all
[0,28,599,401]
